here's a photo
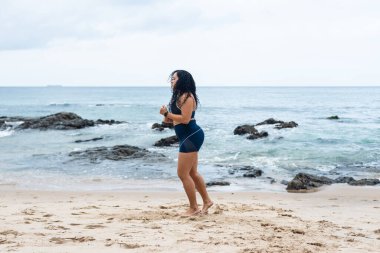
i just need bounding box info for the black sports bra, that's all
[169,99,195,118]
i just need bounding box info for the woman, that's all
[159,70,213,216]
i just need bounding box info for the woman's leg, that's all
[177,152,199,215]
[189,152,213,213]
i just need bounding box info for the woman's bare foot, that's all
[180,208,200,217]
[201,200,214,214]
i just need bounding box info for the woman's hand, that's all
[160,105,168,115]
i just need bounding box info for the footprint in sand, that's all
[307,242,324,247]
[21,208,36,215]
[151,224,162,229]
[212,205,223,214]
[45,225,70,230]
[85,224,106,229]
[291,229,305,235]
[71,211,88,215]
[24,217,48,223]
[0,230,20,245]
[50,236,95,244]
[75,205,100,210]
[119,242,146,249]
[348,232,366,237]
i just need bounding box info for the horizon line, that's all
[0,84,380,88]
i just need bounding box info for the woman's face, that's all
[170,72,178,89]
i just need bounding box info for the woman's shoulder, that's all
[178,92,194,108]
[179,92,194,101]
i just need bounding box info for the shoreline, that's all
[1,184,379,252]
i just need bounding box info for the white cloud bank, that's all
[0,0,379,86]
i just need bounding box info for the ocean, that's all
[0,86,379,191]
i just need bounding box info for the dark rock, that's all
[256,118,284,126]
[206,181,230,187]
[238,166,259,171]
[0,120,6,130]
[228,166,263,178]
[267,177,276,184]
[96,119,122,125]
[348,178,380,186]
[243,169,263,178]
[286,173,334,192]
[233,125,258,135]
[68,144,164,162]
[281,180,289,185]
[4,112,123,130]
[152,122,174,131]
[327,115,339,120]
[154,135,179,147]
[15,112,94,130]
[275,121,298,129]
[247,131,268,140]
[334,176,355,184]
[75,137,104,143]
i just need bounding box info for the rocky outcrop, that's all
[255,118,298,129]
[0,120,9,130]
[348,178,380,186]
[286,173,334,192]
[233,125,268,140]
[247,131,268,140]
[334,176,355,184]
[152,122,174,131]
[274,121,298,129]
[154,135,179,147]
[256,118,284,126]
[206,181,230,187]
[234,118,298,140]
[2,112,123,131]
[75,137,104,143]
[287,173,380,192]
[228,166,263,178]
[95,119,121,125]
[233,125,257,135]
[68,144,165,162]
[327,115,339,120]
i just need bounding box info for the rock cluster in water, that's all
[154,135,179,147]
[207,166,265,187]
[327,115,339,120]
[152,122,174,131]
[286,173,380,192]
[206,181,231,187]
[69,144,165,162]
[233,125,268,140]
[0,112,123,130]
[228,166,263,178]
[234,118,298,140]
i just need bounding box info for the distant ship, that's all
[45,84,63,87]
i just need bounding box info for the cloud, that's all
[0,0,379,85]
[0,0,238,50]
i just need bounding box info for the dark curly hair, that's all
[169,70,200,109]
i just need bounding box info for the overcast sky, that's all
[0,0,379,86]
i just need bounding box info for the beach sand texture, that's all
[1,185,379,253]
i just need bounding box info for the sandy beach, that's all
[1,184,379,253]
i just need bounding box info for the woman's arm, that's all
[162,116,173,123]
